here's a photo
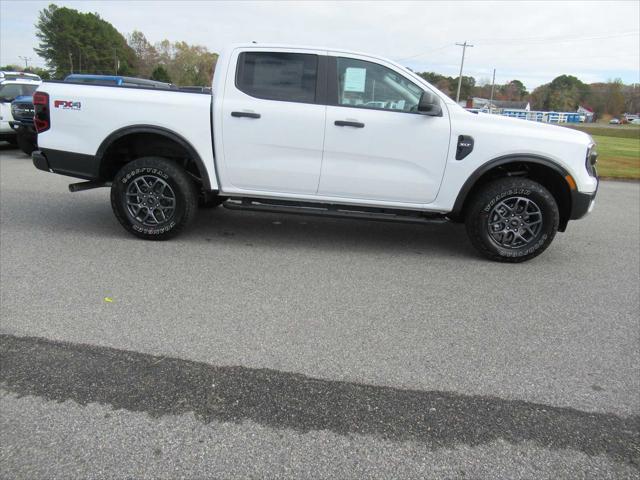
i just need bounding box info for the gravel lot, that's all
[1,145,639,479]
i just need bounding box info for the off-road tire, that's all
[465,177,559,262]
[111,157,198,240]
[17,134,36,155]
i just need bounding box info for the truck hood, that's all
[471,111,593,147]
[12,95,33,104]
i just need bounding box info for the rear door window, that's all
[236,52,318,103]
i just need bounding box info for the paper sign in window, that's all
[344,68,366,93]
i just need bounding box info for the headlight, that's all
[586,143,598,177]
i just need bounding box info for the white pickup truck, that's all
[32,44,598,262]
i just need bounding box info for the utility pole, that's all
[68,52,73,74]
[489,68,496,114]
[78,49,82,73]
[455,41,474,103]
[114,48,118,75]
[18,56,32,69]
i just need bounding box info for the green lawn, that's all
[592,135,640,179]
[566,124,640,140]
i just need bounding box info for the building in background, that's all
[464,97,591,124]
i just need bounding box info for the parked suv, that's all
[0,71,41,145]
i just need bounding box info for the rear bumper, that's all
[32,150,51,172]
[31,148,100,180]
[570,179,598,220]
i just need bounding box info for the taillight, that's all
[33,91,50,133]
[586,143,598,178]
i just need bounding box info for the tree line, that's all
[3,3,637,116]
[415,71,638,116]
[4,4,219,87]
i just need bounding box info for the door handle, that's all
[231,111,261,119]
[334,120,364,128]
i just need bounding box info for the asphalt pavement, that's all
[1,145,639,479]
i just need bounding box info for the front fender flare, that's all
[451,154,570,220]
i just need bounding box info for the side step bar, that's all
[223,198,448,225]
[69,180,110,192]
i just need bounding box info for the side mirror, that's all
[418,92,442,116]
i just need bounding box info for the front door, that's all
[318,55,450,204]
[221,50,326,195]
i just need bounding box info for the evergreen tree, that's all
[35,4,137,78]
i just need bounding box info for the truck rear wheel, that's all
[465,178,559,262]
[111,157,198,240]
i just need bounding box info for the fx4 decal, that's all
[54,100,81,110]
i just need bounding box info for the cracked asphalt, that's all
[1,145,639,479]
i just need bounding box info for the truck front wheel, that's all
[111,157,198,240]
[465,178,559,262]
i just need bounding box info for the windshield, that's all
[0,84,38,102]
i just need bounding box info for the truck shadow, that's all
[2,333,638,466]
[0,142,19,152]
[3,188,477,259]
[190,208,477,259]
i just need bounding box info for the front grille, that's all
[11,103,35,121]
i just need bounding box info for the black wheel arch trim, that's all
[95,125,213,191]
[451,154,583,231]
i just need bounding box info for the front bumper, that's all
[9,120,36,134]
[570,178,599,220]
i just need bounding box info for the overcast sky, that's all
[1,0,638,89]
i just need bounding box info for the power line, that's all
[476,30,639,46]
[395,44,453,62]
[395,31,638,65]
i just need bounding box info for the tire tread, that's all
[111,157,198,240]
[465,177,559,262]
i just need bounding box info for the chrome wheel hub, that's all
[487,196,543,248]
[125,175,176,226]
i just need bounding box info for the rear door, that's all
[318,55,450,204]
[220,49,327,195]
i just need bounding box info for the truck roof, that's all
[227,42,385,59]
[64,74,174,89]
[0,71,42,82]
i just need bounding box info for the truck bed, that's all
[36,81,217,188]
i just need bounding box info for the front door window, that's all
[335,57,423,113]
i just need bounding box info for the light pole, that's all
[489,68,496,114]
[18,56,32,69]
[455,41,474,103]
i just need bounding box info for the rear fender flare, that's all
[95,125,212,191]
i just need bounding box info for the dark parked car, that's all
[9,95,37,154]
